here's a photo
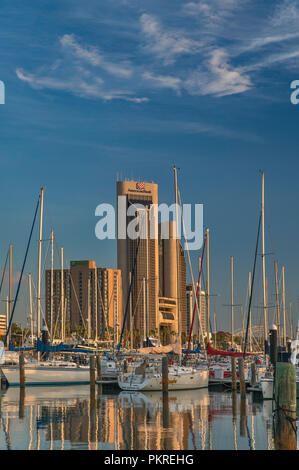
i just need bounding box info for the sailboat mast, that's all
[28,273,33,347]
[248,272,252,352]
[146,207,150,343]
[261,172,268,352]
[95,266,98,342]
[61,247,65,342]
[274,260,280,345]
[231,256,234,349]
[173,165,181,356]
[37,187,44,341]
[50,229,54,343]
[206,228,210,342]
[282,266,286,347]
[8,244,12,345]
[87,275,91,341]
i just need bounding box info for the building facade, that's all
[117,181,159,345]
[45,261,122,339]
[0,314,6,336]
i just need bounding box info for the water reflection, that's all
[0,386,290,450]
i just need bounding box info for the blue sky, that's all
[0,0,299,333]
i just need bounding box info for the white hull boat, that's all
[2,361,90,387]
[118,366,209,391]
[260,372,299,400]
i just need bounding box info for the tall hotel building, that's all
[45,261,122,338]
[117,181,159,341]
[117,180,187,344]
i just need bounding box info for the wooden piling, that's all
[250,361,257,387]
[231,357,237,390]
[90,355,96,391]
[238,358,246,397]
[19,352,25,388]
[96,354,102,394]
[96,355,102,380]
[162,356,168,394]
[19,387,25,419]
[274,362,297,450]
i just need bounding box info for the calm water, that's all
[0,385,295,450]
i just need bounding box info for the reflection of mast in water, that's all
[114,399,119,450]
[232,391,238,450]
[2,413,11,450]
[251,415,255,450]
[28,405,33,450]
[61,406,65,450]
[37,404,40,450]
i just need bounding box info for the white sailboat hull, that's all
[2,364,90,387]
[118,368,209,391]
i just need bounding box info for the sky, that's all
[0,0,299,334]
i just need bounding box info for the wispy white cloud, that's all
[140,13,201,64]
[182,0,244,25]
[60,34,133,78]
[185,48,251,97]
[16,67,148,103]
[16,35,148,104]
[142,72,182,92]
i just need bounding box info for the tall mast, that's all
[50,229,54,343]
[282,266,286,347]
[206,228,210,342]
[213,312,217,349]
[6,296,8,344]
[37,187,44,341]
[231,256,234,349]
[95,266,98,342]
[28,273,33,347]
[173,165,181,358]
[274,260,280,345]
[248,272,252,352]
[143,276,146,345]
[87,275,91,341]
[198,256,201,341]
[261,172,268,352]
[8,243,12,345]
[146,206,150,343]
[289,302,293,340]
[61,247,65,342]
[129,272,133,348]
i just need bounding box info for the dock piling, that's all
[238,358,246,397]
[162,356,168,394]
[231,357,237,390]
[19,352,25,389]
[90,355,96,392]
[274,362,297,450]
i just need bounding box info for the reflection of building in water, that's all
[40,391,210,450]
